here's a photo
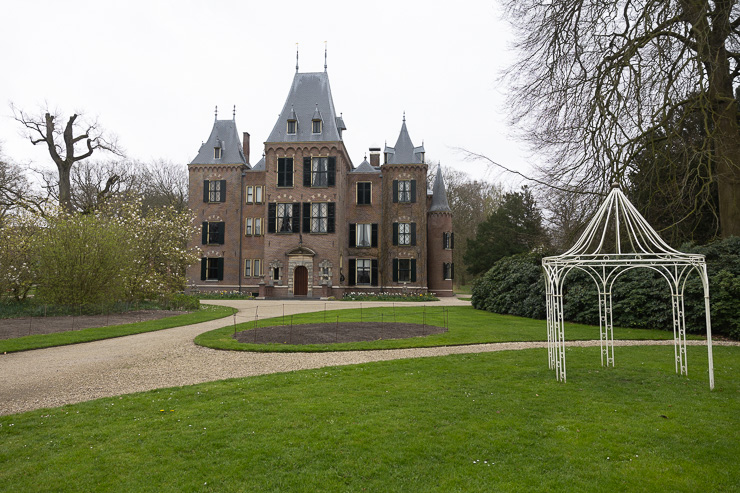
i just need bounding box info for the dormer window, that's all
[312,119,322,134]
[287,120,297,135]
[420,152,425,163]
[214,147,222,159]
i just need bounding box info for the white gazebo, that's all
[542,184,715,389]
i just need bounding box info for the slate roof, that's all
[267,72,344,143]
[384,119,424,164]
[429,163,451,212]
[351,158,381,173]
[251,155,266,171]
[191,119,248,166]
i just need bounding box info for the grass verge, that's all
[0,345,736,492]
[195,305,701,352]
[0,305,235,354]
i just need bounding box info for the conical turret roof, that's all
[429,163,451,212]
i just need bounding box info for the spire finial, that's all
[215,105,218,121]
[324,41,327,72]
[403,111,406,123]
[232,105,236,120]
[296,43,299,72]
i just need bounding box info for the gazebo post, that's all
[701,264,715,390]
[598,289,615,367]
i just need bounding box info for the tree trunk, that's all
[57,165,72,212]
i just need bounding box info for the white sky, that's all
[1,0,531,187]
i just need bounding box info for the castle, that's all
[186,67,453,298]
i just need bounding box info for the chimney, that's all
[242,132,250,165]
[369,147,381,168]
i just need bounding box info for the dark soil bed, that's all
[233,321,447,345]
[0,310,189,340]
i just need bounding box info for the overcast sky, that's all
[1,0,531,187]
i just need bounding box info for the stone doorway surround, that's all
[286,246,316,297]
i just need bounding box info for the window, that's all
[398,180,411,202]
[356,224,372,247]
[202,222,225,245]
[254,218,262,236]
[443,232,454,250]
[246,186,254,204]
[214,147,222,159]
[393,258,416,283]
[277,203,293,232]
[204,180,226,203]
[244,259,251,277]
[311,157,328,187]
[287,120,297,134]
[311,203,328,233]
[349,223,377,248]
[356,259,372,285]
[397,259,412,282]
[393,179,416,203]
[255,186,263,203]
[253,259,262,277]
[272,267,280,281]
[443,262,454,280]
[277,157,293,187]
[245,218,253,236]
[357,182,371,205]
[201,258,223,281]
[393,222,415,246]
[312,119,322,133]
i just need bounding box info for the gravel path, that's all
[0,298,731,416]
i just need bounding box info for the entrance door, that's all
[294,266,308,296]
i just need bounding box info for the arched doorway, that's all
[294,266,308,296]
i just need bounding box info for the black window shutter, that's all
[451,263,454,280]
[443,232,447,249]
[303,157,311,187]
[327,203,335,233]
[202,222,208,245]
[219,180,226,202]
[267,203,276,233]
[327,157,336,187]
[348,259,356,286]
[410,258,417,282]
[287,158,293,187]
[371,224,378,247]
[393,180,398,203]
[349,223,356,247]
[410,180,416,203]
[302,202,310,233]
[200,258,207,280]
[451,232,454,249]
[292,203,300,232]
[392,223,398,246]
[410,223,416,246]
[277,158,285,187]
[371,259,378,286]
[217,258,224,281]
[203,180,209,202]
[217,222,225,244]
[392,259,399,282]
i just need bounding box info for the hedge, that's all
[471,237,740,339]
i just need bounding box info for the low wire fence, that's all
[229,303,451,345]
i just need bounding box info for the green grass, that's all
[454,283,473,295]
[0,345,736,492]
[195,305,701,352]
[0,305,236,353]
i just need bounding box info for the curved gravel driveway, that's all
[0,298,729,416]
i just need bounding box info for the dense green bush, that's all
[471,237,740,339]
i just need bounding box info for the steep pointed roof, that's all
[385,117,424,164]
[191,118,247,165]
[429,163,451,212]
[267,72,343,142]
[250,155,266,171]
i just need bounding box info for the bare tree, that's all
[139,159,189,211]
[11,104,123,211]
[501,0,740,237]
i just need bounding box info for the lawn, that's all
[0,345,736,492]
[195,305,702,352]
[0,305,236,353]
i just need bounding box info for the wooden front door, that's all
[294,266,308,296]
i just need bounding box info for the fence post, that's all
[336,315,339,343]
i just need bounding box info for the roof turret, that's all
[429,163,451,212]
[385,116,424,164]
[191,118,247,166]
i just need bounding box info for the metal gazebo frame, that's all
[542,184,715,389]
